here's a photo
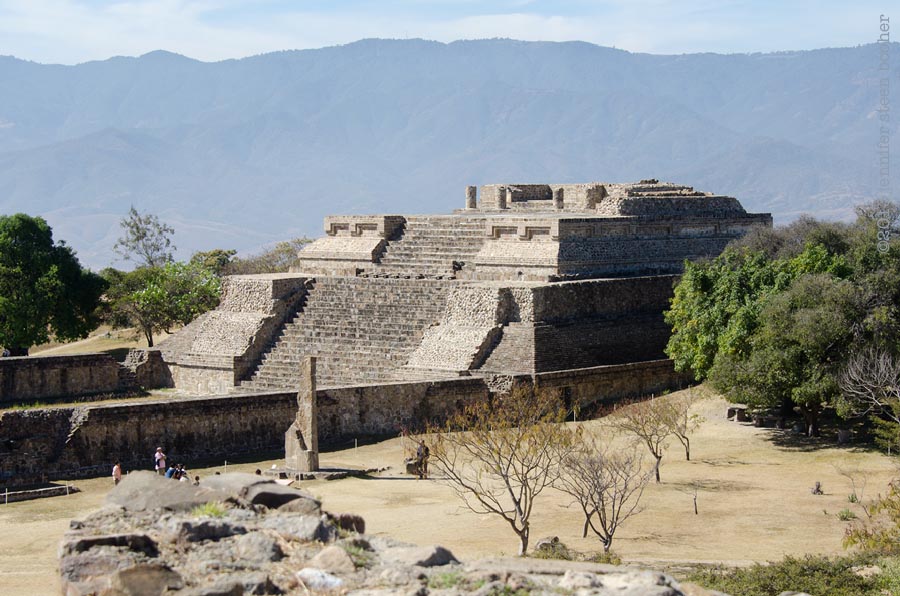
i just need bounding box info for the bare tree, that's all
[427,386,579,555]
[611,397,673,483]
[839,347,900,423]
[555,438,651,552]
[662,391,704,461]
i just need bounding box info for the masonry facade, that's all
[161,179,770,394]
[0,179,771,488]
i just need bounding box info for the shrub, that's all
[586,550,623,565]
[427,571,463,589]
[838,508,858,521]
[191,502,226,518]
[529,541,574,561]
[687,555,878,596]
[340,543,375,569]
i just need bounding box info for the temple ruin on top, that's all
[160,180,771,399]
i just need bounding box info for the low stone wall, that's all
[317,378,489,443]
[0,353,122,405]
[535,359,690,407]
[0,360,685,488]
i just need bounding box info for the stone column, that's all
[285,356,319,472]
[552,187,564,210]
[497,187,508,210]
[585,184,607,209]
[465,186,477,209]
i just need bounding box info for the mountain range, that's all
[0,39,895,269]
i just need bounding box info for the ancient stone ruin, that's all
[60,471,694,595]
[160,179,769,403]
[0,180,771,489]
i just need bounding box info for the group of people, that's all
[155,447,198,484]
[112,447,200,486]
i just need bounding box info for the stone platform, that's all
[160,179,770,398]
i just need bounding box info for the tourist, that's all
[416,440,430,480]
[112,460,122,485]
[154,447,167,475]
[177,464,188,481]
[193,475,200,486]
[255,469,262,475]
[165,465,177,479]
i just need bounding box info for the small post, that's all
[4,488,7,505]
[65,483,69,496]
[224,461,227,473]
[355,438,358,450]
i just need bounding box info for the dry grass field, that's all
[29,325,171,360]
[1,390,896,595]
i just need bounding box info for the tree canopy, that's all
[113,206,176,267]
[0,213,106,355]
[103,261,220,347]
[665,202,900,437]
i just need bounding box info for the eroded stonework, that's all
[160,179,770,396]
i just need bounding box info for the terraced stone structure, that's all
[161,180,770,413]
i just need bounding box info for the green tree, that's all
[113,207,176,267]
[0,214,106,355]
[105,262,220,347]
[710,274,863,435]
[225,238,312,274]
[665,243,849,380]
[190,249,237,276]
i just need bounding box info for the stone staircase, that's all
[240,277,457,390]
[372,216,487,277]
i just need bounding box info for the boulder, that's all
[61,532,158,557]
[259,514,337,543]
[308,545,356,574]
[245,482,313,509]
[164,518,247,543]
[296,568,344,591]
[382,545,458,567]
[107,471,229,512]
[233,532,283,566]
[109,563,184,596]
[277,494,322,516]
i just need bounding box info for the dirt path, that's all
[0,392,895,594]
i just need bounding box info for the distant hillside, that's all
[0,39,895,269]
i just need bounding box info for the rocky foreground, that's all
[59,472,713,595]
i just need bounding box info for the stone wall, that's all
[531,276,677,322]
[465,215,772,281]
[0,359,685,488]
[316,378,490,444]
[121,349,173,389]
[295,215,406,275]
[0,354,122,405]
[161,274,309,395]
[0,393,296,488]
[535,359,690,407]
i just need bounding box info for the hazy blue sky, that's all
[0,0,891,63]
